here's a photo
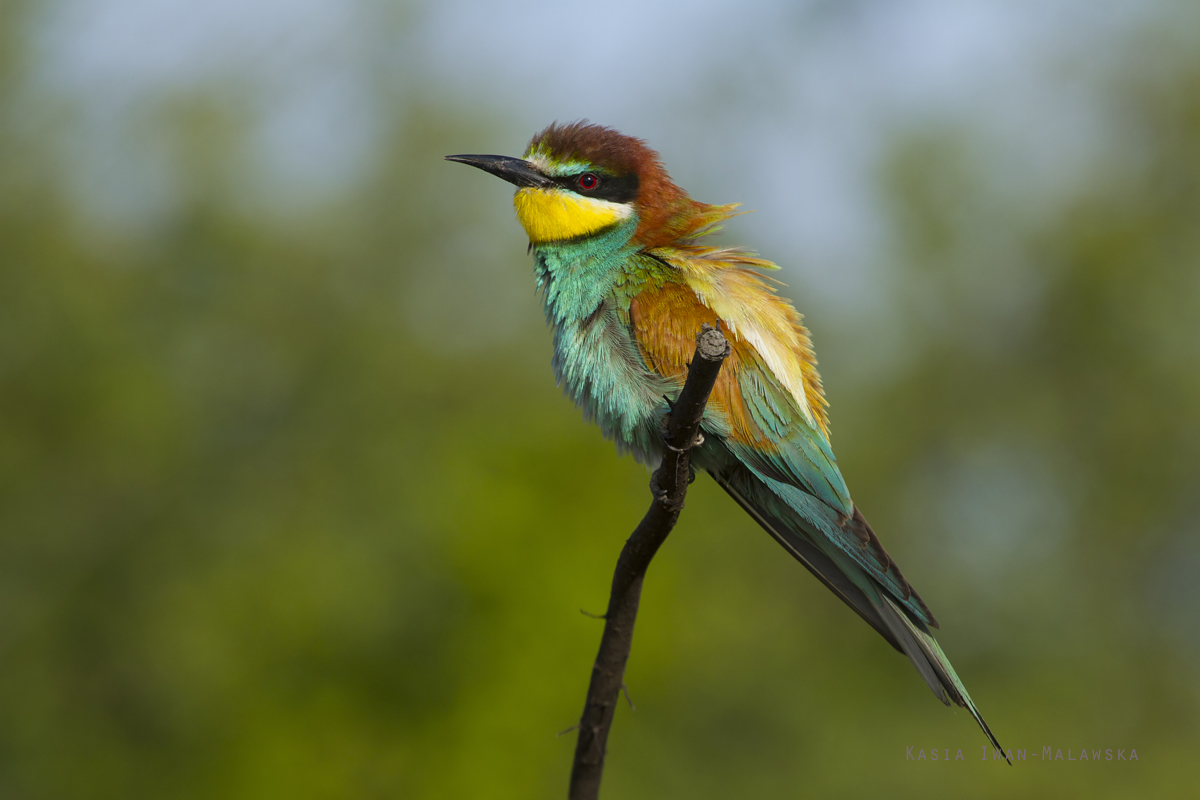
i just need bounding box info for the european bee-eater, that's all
[447,122,1004,754]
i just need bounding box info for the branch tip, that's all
[696,325,731,361]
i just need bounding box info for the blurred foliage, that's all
[2,3,1199,799]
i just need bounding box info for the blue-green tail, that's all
[876,593,1008,762]
[709,465,1008,762]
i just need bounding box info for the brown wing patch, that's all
[629,282,779,452]
[665,244,832,439]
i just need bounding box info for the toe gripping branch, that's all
[568,325,730,800]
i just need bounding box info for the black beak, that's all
[445,154,556,189]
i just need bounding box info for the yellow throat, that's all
[513,187,633,244]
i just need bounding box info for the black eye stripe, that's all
[553,172,639,204]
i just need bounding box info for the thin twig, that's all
[620,683,635,712]
[567,325,730,800]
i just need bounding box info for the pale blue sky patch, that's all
[28,0,1181,305]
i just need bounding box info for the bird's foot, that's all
[659,417,705,453]
[650,469,669,503]
[649,469,687,511]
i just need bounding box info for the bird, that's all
[446,121,1005,756]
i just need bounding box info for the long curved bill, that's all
[444,154,556,189]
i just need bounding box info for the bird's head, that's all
[447,121,728,248]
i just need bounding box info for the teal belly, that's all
[550,301,674,465]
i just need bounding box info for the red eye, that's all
[578,173,599,190]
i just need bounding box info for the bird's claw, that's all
[650,469,685,511]
[650,470,669,502]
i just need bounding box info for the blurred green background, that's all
[2,0,1199,797]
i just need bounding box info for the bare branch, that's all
[568,325,730,800]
